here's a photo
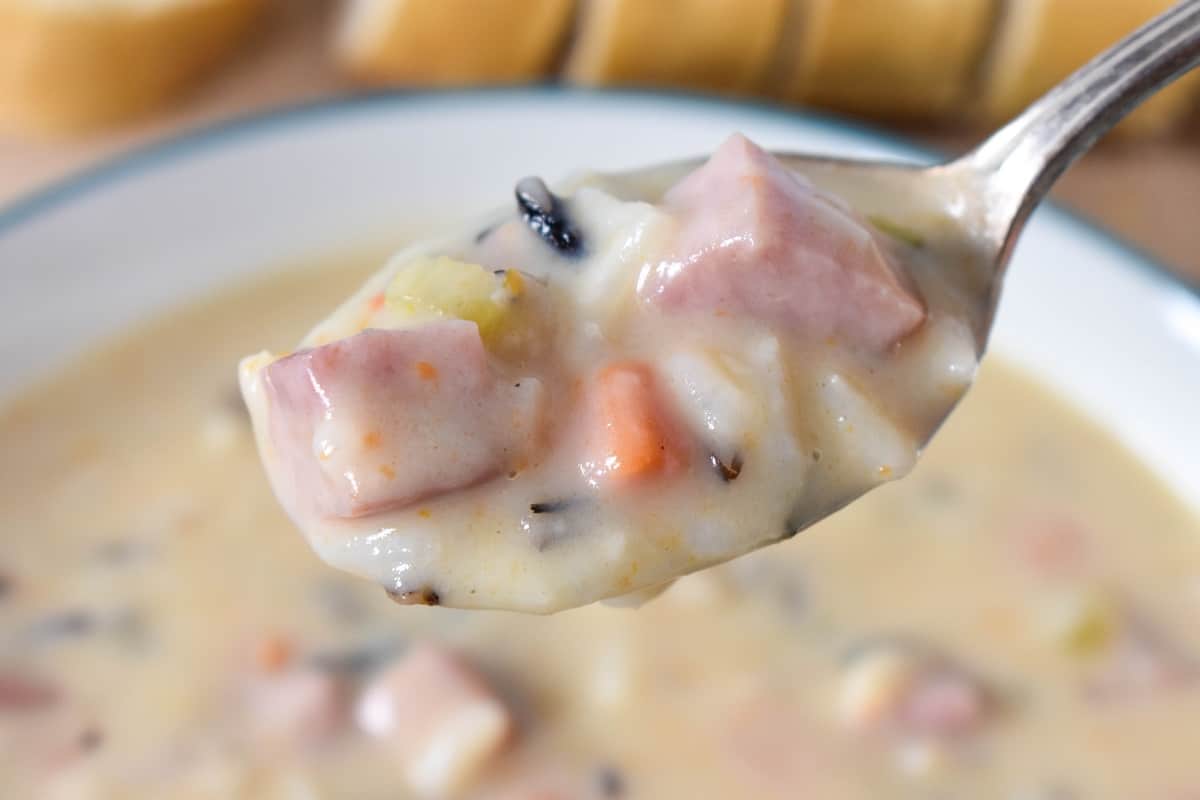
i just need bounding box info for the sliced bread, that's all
[335,0,574,86]
[564,0,788,95]
[779,0,996,120]
[980,0,1200,136]
[0,0,266,136]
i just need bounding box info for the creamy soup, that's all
[239,135,983,612]
[1,256,1198,799]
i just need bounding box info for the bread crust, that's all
[335,0,574,85]
[782,0,996,119]
[564,0,788,94]
[0,0,266,136]
[980,0,1200,136]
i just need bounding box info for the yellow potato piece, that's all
[1043,588,1119,658]
[386,256,513,343]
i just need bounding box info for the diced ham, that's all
[838,640,992,741]
[718,696,851,797]
[1012,513,1092,579]
[638,134,926,351]
[1087,614,1198,703]
[0,684,99,775]
[244,668,348,751]
[897,671,990,738]
[355,642,513,798]
[259,321,543,519]
[0,671,59,712]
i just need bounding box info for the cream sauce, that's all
[1,258,1198,798]
[239,136,983,612]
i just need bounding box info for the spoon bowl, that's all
[230,1,1200,612]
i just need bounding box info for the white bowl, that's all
[1,89,1197,511]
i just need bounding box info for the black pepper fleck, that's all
[709,452,743,482]
[78,728,104,753]
[530,499,572,514]
[594,765,626,797]
[385,587,440,606]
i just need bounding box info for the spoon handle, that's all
[963,0,1200,265]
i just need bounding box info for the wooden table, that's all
[2,2,1197,288]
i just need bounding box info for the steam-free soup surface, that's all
[1,257,1198,799]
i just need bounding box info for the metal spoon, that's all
[243,4,1200,613]
[617,0,1200,344]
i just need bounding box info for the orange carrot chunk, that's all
[595,361,686,481]
[252,634,295,674]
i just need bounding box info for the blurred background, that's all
[1,0,1197,285]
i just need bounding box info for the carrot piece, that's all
[595,361,685,481]
[252,635,295,674]
[415,361,438,381]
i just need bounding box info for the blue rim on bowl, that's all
[0,86,1195,301]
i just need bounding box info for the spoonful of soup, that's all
[239,2,1200,613]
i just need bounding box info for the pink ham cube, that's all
[356,643,514,797]
[639,134,926,351]
[259,320,543,520]
[244,668,348,752]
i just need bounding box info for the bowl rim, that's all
[0,85,1196,300]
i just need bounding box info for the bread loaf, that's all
[0,0,265,136]
[335,0,574,85]
[565,0,788,95]
[980,0,1200,136]
[780,0,996,119]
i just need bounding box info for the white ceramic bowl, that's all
[1,89,1198,512]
